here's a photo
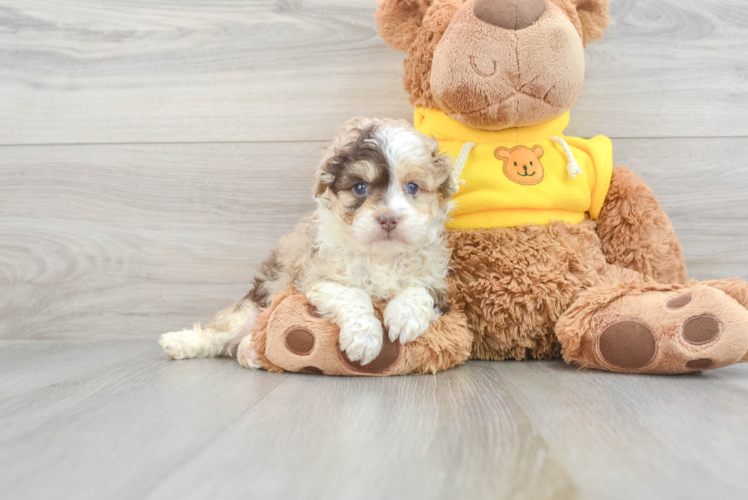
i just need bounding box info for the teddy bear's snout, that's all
[473,0,546,31]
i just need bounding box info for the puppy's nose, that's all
[473,0,546,30]
[378,215,400,232]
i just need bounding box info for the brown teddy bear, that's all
[250,0,748,375]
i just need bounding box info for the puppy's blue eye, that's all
[406,182,419,195]
[353,182,368,196]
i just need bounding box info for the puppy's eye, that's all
[353,182,368,196]
[406,182,419,195]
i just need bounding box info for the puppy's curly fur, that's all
[160,118,456,367]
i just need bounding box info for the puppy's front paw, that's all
[338,314,383,366]
[384,298,433,344]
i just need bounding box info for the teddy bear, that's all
[248,0,748,375]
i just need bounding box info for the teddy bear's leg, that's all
[556,271,748,373]
[248,289,472,376]
[596,165,689,285]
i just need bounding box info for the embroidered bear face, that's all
[494,145,545,186]
[376,0,610,131]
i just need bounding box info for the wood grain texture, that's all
[0,0,746,145]
[0,340,747,500]
[2,138,747,340]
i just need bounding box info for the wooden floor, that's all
[2,0,748,498]
[2,340,748,500]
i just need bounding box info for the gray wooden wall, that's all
[1,0,747,341]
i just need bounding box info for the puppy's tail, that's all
[159,302,259,360]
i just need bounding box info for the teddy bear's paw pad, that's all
[682,315,721,345]
[686,359,715,370]
[598,320,657,370]
[340,329,401,374]
[299,366,324,375]
[284,327,316,355]
[666,294,692,310]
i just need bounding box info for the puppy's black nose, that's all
[378,215,400,232]
[473,0,546,31]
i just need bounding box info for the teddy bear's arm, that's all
[595,165,688,285]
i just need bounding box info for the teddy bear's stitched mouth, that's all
[454,89,563,117]
[469,55,498,78]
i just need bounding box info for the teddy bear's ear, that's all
[573,0,610,46]
[376,0,435,51]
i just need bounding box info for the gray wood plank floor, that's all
[2,340,747,500]
[2,0,748,498]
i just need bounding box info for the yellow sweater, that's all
[414,108,613,230]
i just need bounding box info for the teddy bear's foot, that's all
[557,279,748,374]
[248,289,472,376]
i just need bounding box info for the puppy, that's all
[159,118,456,367]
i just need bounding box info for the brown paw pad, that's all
[682,315,721,345]
[666,293,692,310]
[306,304,324,319]
[285,327,315,356]
[340,332,401,374]
[599,320,657,370]
[686,359,714,370]
[300,366,324,375]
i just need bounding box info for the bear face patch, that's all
[495,145,545,186]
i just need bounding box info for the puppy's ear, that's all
[428,139,456,202]
[314,118,370,198]
[573,0,610,46]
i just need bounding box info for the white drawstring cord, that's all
[451,142,476,194]
[551,136,582,179]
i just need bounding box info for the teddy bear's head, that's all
[376,0,610,131]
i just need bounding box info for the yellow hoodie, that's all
[414,108,613,230]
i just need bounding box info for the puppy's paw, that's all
[237,335,262,369]
[159,329,200,360]
[384,297,434,344]
[338,314,383,365]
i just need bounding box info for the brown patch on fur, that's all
[597,166,689,285]
[315,124,390,198]
[433,291,452,316]
[243,251,281,308]
[448,220,607,361]
[396,152,451,218]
